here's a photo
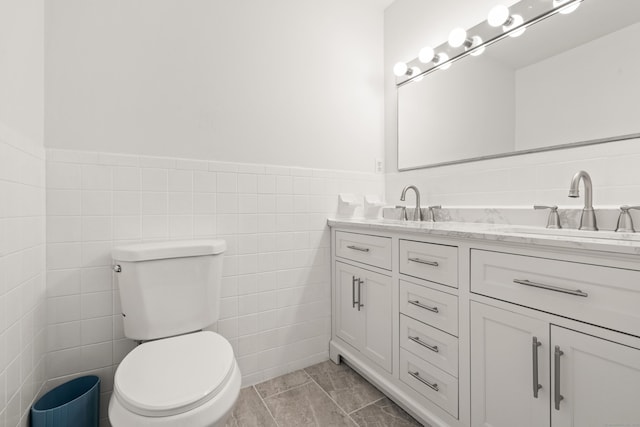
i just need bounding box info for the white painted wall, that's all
[45,0,385,173]
[385,0,640,210]
[0,1,47,426]
[1,0,44,145]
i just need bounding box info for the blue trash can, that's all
[31,375,100,427]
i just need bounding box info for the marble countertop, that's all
[328,218,640,256]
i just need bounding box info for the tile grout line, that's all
[252,385,280,427]
[303,368,361,427]
[257,377,314,400]
[347,396,387,415]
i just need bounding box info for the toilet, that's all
[108,240,241,427]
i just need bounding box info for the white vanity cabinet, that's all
[470,249,640,337]
[335,260,393,372]
[329,220,640,427]
[549,325,640,427]
[470,247,640,427]
[397,239,461,418]
[471,302,640,427]
[470,302,549,427]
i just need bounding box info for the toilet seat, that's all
[114,331,234,417]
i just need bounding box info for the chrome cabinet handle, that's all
[357,278,364,311]
[409,371,439,392]
[532,337,542,398]
[347,245,370,252]
[408,257,439,267]
[513,279,588,297]
[352,276,357,308]
[554,345,564,410]
[409,336,439,353]
[408,300,439,313]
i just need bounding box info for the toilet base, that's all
[109,360,241,426]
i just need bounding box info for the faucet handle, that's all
[395,205,408,221]
[424,205,441,222]
[616,205,640,232]
[534,205,562,229]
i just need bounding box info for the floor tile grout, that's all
[252,385,280,427]
[244,362,422,427]
[304,364,389,424]
[258,379,314,400]
[305,371,360,426]
[347,396,387,415]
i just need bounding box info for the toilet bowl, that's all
[109,331,241,426]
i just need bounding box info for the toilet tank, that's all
[112,240,226,341]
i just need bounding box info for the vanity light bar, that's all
[394,0,584,86]
[488,4,526,37]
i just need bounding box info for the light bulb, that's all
[434,52,451,70]
[488,4,510,27]
[418,46,435,64]
[393,62,408,77]
[448,28,468,48]
[470,36,485,56]
[553,0,580,14]
[505,14,525,37]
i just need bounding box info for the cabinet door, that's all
[471,302,550,427]
[360,268,392,372]
[551,326,640,427]
[335,261,363,351]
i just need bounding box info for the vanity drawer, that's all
[471,249,640,337]
[400,349,458,418]
[400,315,458,377]
[399,239,458,288]
[335,231,391,270]
[400,280,458,336]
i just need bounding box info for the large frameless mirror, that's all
[397,0,640,170]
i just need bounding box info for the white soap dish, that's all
[338,193,362,217]
[364,195,386,219]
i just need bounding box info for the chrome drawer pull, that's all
[352,276,358,308]
[346,245,370,252]
[513,279,588,297]
[532,337,542,398]
[554,345,564,410]
[409,336,439,353]
[408,300,439,313]
[409,371,439,392]
[408,257,439,267]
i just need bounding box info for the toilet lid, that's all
[114,331,235,417]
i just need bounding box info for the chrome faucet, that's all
[568,170,598,231]
[400,185,422,221]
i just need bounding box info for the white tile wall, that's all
[0,132,46,427]
[387,138,640,219]
[45,149,384,425]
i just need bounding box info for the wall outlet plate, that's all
[375,158,384,174]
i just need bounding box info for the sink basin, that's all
[501,226,640,242]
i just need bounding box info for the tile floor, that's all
[225,360,426,427]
